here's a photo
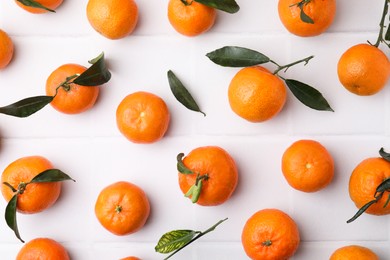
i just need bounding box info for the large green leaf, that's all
[285,79,334,112]
[168,70,205,116]
[155,230,197,254]
[5,195,24,243]
[16,0,55,12]
[30,169,75,183]
[73,53,111,86]
[194,0,239,13]
[0,96,53,118]
[206,46,270,67]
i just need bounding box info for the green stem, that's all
[272,55,314,76]
[371,0,390,48]
[164,218,228,260]
[54,74,80,96]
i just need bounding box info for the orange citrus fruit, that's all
[15,0,63,14]
[0,29,14,69]
[330,245,379,260]
[168,0,216,37]
[16,237,70,260]
[120,257,141,260]
[46,63,100,114]
[95,181,150,236]
[349,157,390,216]
[178,146,238,206]
[116,91,170,144]
[282,139,334,192]
[1,156,61,214]
[278,0,336,37]
[87,0,138,40]
[241,208,300,260]
[228,66,287,122]
[337,43,390,96]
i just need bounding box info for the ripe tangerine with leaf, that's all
[0,29,14,69]
[178,146,238,206]
[329,245,379,260]
[168,0,216,37]
[278,0,336,37]
[16,237,70,260]
[241,208,300,260]
[95,181,150,236]
[15,0,63,14]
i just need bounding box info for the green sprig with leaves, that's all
[181,0,239,14]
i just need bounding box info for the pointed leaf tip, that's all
[0,96,54,118]
[73,53,111,86]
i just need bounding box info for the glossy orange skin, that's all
[168,0,216,37]
[16,237,70,260]
[0,29,14,69]
[330,245,379,260]
[278,0,336,37]
[337,44,390,96]
[349,157,390,215]
[228,66,287,123]
[282,139,334,192]
[95,181,150,236]
[15,0,63,14]
[46,64,100,114]
[179,146,238,206]
[241,208,300,260]
[116,91,170,144]
[87,0,138,39]
[1,156,61,214]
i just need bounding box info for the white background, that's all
[0,0,390,259]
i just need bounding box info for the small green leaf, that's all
[177,153,193,174]
[73,53,111,86]
[299,6,314,24]
[16,0,55,12]
[206,46,270,67]
[385,23,390,41]
[0,96,53,118]
[194,0,239,13]
[5,195,24,243]
[168,70,205,116]
[155,230,197,254]
[190,181,202,203]
[284,79,334,112]
[347,199,378,223]
[379,147,390,162]
[375,178,390,194]
[30,169,75,183]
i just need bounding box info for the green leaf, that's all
[375,178,390,194]
[30,169,75,183]
[284,79,334,112]
[194,0,239,13]
[379,147,390,162]
[347,199,378,223]
[0,96,53,118]
[168,70,205,116]
[385,25,390,41]
[190,181,202,203]
[177,153,193,174]
[299,6,314,24]
[206,46,270,67]
[16,0,55,12]
[5,195,24,243]
[73,53,111,86]
[155,230,197,254]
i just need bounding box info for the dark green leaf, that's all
[385,23,390,41]
[194,0,239,13]
[30,169,75,183]
[16,0,55,12]
[73,53,111,86]
[347,199,377,223]
[177,153,193,174]
[285,79,334,112]
[384,194,390,208]
[155,230,197,254]
[206,46,270,67]
[375,178,390,194]
[299,7,314,24]
[5,195,24,243]
[379,147,390,162]
[168,70,205,116]
[0,96,53,118]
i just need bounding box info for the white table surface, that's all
[0,0,389,259]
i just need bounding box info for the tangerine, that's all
[330,245,379,260]
[1,156,61,214]
[15,0,63,14]
[120,257,141,260]
[228,66,287,122]
[46,63,100,114]
[16,237,70,260]
[278,0,336,37]
[95,181,150,236]
[0,29,14,69]
[168,0,216,37]
[241,208,300,260]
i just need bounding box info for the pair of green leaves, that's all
[347,148,390,223]
[185,0,239,14]
[206,46,334,112]
[290,0,314,24]
[0,53,111,118]
[155,218,227,259]
[17,0,55,12]
[4,169,75,242]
